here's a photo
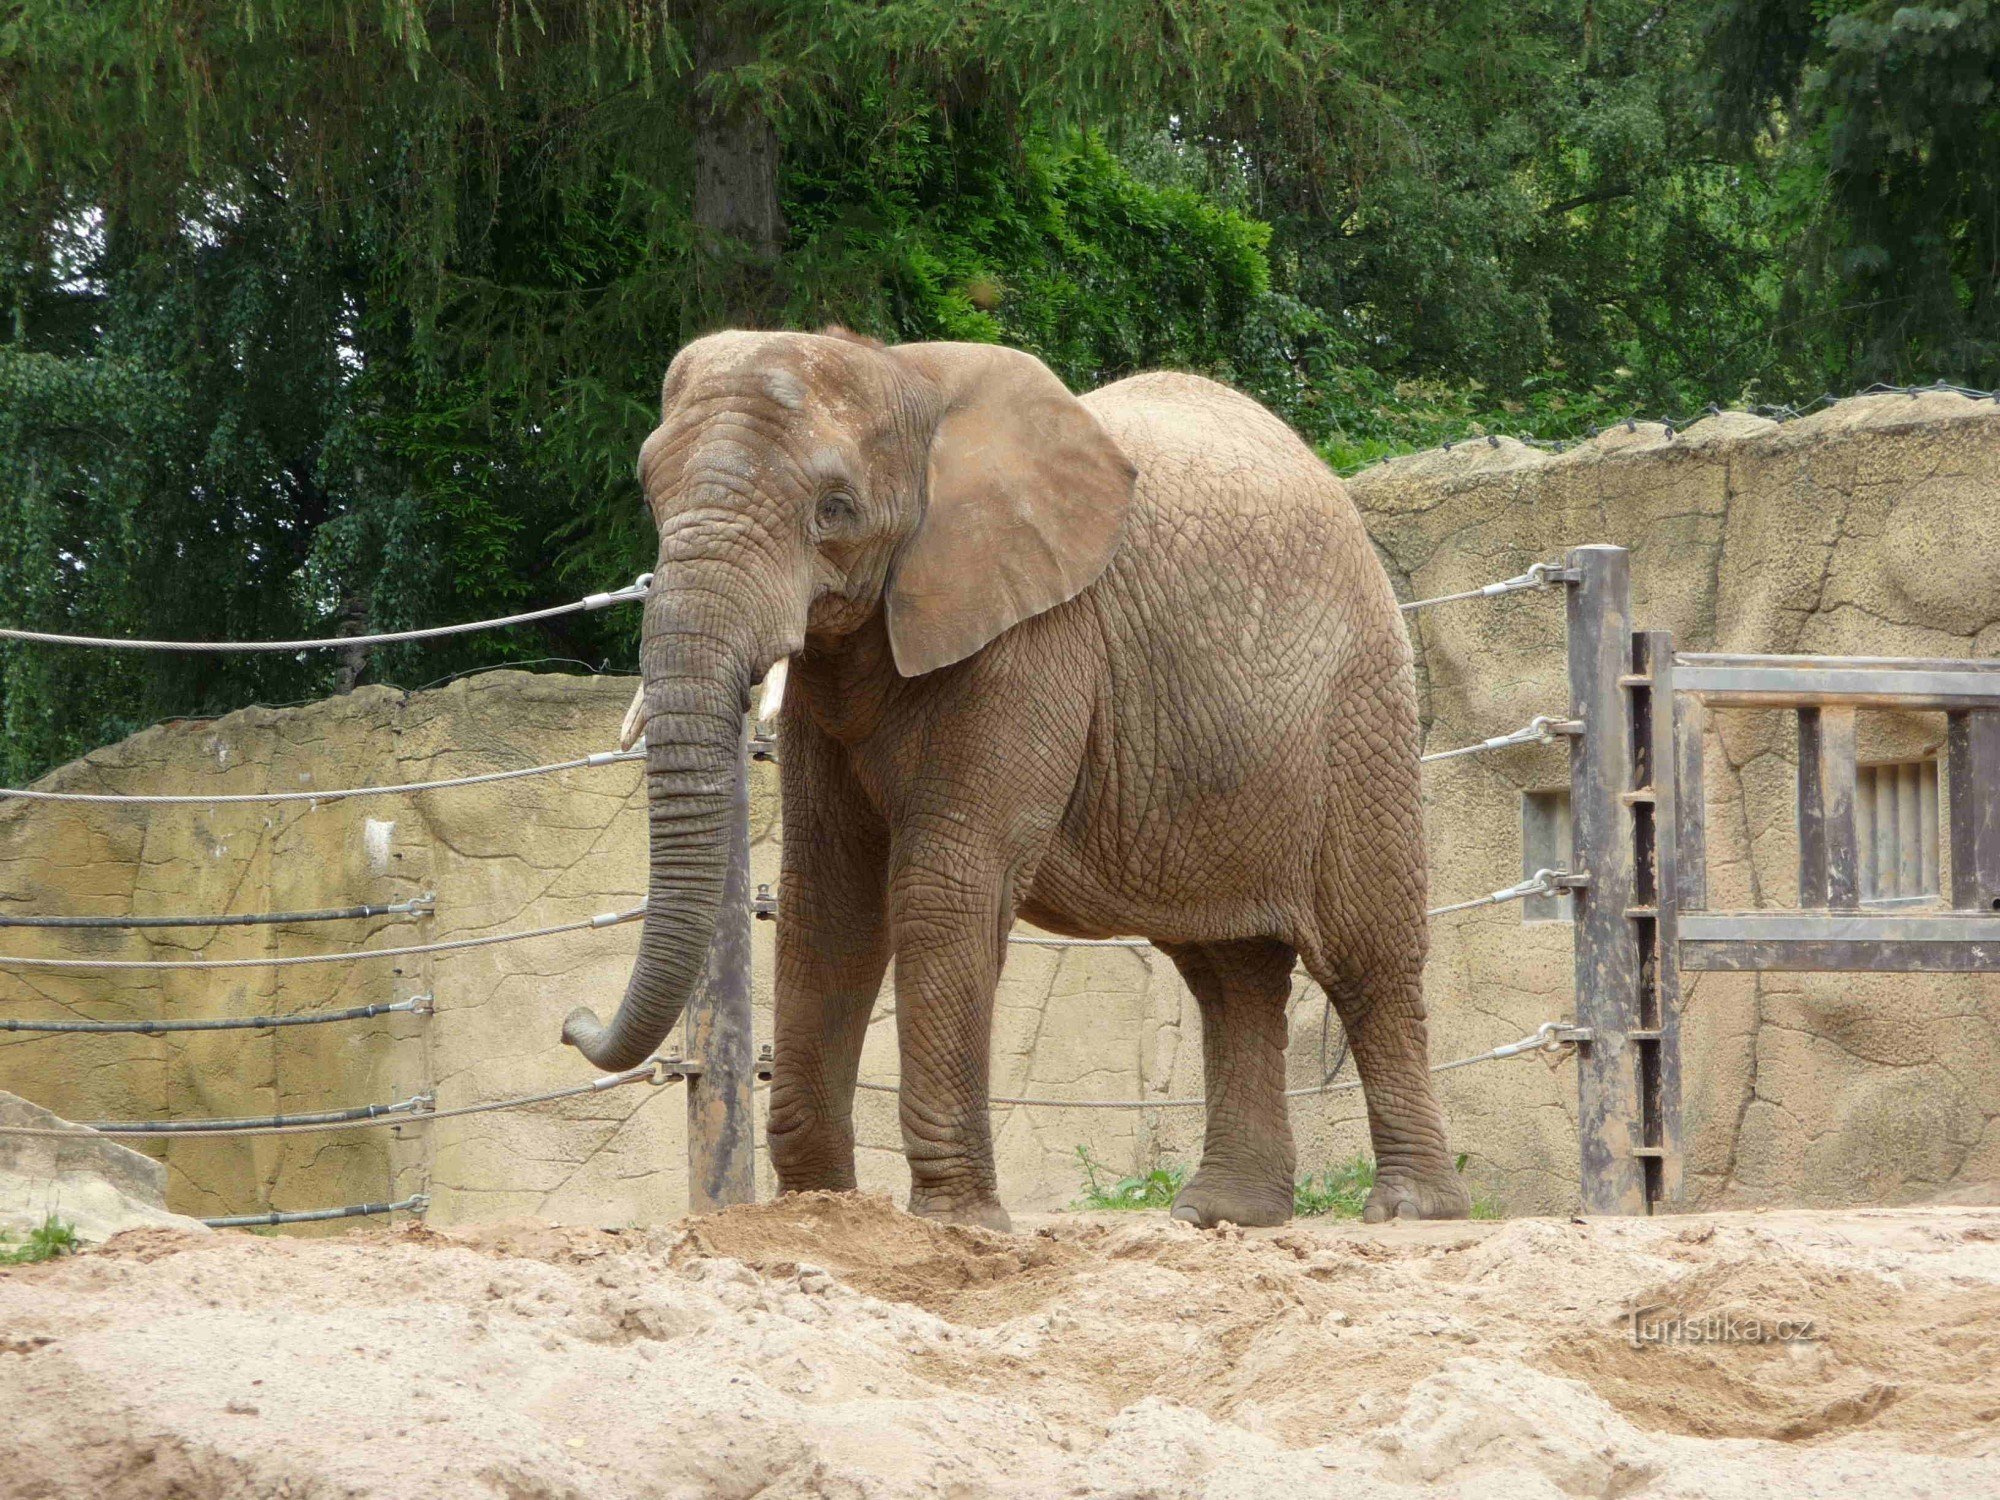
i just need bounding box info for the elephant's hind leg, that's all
[1161,938,1299,1228]
[1304,950,1470,1223]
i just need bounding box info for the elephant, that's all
[562,327,1471,1230]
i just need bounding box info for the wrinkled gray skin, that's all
[563,330,1470,1230]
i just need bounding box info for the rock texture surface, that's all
[0,393,1996,1223]
[1349,391,2000,1214]
[0,1090,203,1242]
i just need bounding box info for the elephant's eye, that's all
[816,490,856,531]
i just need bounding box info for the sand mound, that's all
[3,1196,1998,1498]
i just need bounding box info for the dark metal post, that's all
[684,719,757,1211]
[1948,710,2000,911]
[1635,630,1684,1208]
[1798,707,1861,908]
[1566,545,1649,1215]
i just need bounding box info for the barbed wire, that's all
[0,907,641,971]
[1361,380,2000,474]
[1,995,430,1035]
[0,896,434,931]
[0,575,651,652]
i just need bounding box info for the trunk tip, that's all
[561,1006,623,1070]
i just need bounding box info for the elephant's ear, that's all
[883,342,1137,676]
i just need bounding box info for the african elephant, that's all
[562,328,1470,1230]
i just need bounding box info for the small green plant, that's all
[1293,1157,1378,1218]
[1070,1146,1188,1210]
[1070,1148,1507,1221]
[0,1215,80,1265]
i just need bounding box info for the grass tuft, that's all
[1072,1147,1505,1220]
[0,1214,80,1265]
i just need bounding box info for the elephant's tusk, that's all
[758,657,789,733]
[619,681,647,751]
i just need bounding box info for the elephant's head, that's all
[562,331,1138,1070]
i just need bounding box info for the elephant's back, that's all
[1026,372,1419,942]
[1079,371,1402,663]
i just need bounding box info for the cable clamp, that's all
[591,909,639,928]
[586,749,639,767]
[583,572,655,611]
[749,735,778,764]
[753,885,778,921]
[756,1043,775,1081]
[1524,561,1580,587]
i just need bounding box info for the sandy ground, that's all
[4,1195,1999,1499]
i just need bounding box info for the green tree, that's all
[1708,0,2000,383]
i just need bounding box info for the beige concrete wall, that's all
[1351,391,2000,1214]
[4,391,1997,1225]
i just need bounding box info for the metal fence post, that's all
[1566,544,1649,1214]
[1634,629,1684,1208]
[684,718,757,1211]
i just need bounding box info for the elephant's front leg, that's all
[888,852,1013,1231]
[766,739,892,1195]
[766,901,890,1194]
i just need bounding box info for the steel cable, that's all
[1399,562,1566,613]
[0,1056,676,1139]
[1,997,429,1035]
[202,1194,427,1229]
[87,1094,433,1135]
[0,897,433,931]
[0,750,642,807]
[850,1022,1576,1108]
[0,906,641,971]
[0,576,651,652]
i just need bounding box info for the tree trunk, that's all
[691,6,783,326]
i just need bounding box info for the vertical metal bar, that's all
[1672,690,1708,911]
[1920,762,1940,897]
[1947,710,2000,911]
[1566,544,1647,1215]
[1855,765,1876,901]
[1637,630,1683,1207]
[1876,761,1899,902]
[1797,706,1860,908]
[684,719,757,1212]
[1897,763,1922,898]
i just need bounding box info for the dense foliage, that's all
[1,1,1992,778]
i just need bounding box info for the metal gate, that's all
[1561,544,2000,1214]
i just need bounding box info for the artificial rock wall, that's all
[3,390,1997,1226]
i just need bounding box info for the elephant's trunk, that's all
[563,592,755,1072]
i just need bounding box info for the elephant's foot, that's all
[908,1192,1013,1233]
[1361,1162,1471,1223]
[1170,1166,1293,1229]
[772,1164,860,1196]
